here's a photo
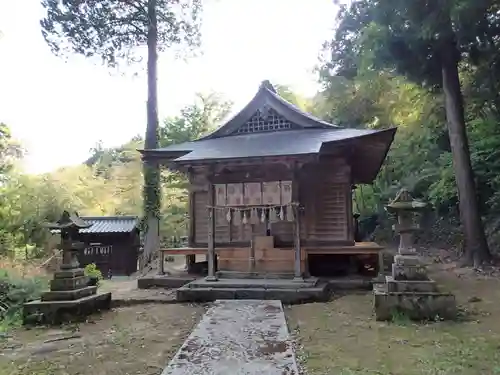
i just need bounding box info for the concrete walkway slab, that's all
[162,300,298,375]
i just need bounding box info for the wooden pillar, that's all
[206,180,217,281]
[186,254,196,273]
[249,224,256,274]
[292,162,303,281]
[157,249,165,275]
[188,191,195,247]
[187,170,196,247]
[378,250,385,277]
[346,183,355,242]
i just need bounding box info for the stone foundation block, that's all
[177,287,217,302]
[374,290,457,321]
[41,286,97,302]
[392,263,428,281]
[393,255,422,266]
[176,283,329,304]
[23,292,112,326]
[398,248,418,256]
[212,288,238,300]
[235,288,266,300]
[137,276,196,289]
[386,277,438,293]
[50,276,89,291]
[372,281,389,294]
[53,269,85,279]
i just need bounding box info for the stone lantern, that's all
[386,188,427,253]
[386,188,427,279]
[49,211,91,272]
[23,211,111,325]
[373,189,457,321]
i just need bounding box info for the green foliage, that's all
[0,123,23,179]
[274,84,314,112]
[40,0,203,67]
[325,0,498,88]
[317,0,500,258]
[0,270,47,330]
[323,67,500,219]
[0,94,231,259]
[159,93,233,147]
[84,263,103,285]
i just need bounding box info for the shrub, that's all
[84,263,103,285]
[0,269,47,330]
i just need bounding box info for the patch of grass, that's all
[0,361,58,375]
[389,309,411,325]
[287,268,500,375]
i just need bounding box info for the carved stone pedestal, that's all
[24,266,112,325]
[374,271,456,321]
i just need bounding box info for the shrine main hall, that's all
[140,80,396,301]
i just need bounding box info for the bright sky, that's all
[0,0,337,174]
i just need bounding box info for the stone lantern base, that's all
[23,268,111,325]
[373,254,457,321]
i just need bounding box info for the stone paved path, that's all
[162,300,298,375]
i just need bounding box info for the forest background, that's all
[3,0,500,264]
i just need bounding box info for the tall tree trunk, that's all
[141,0,160,270]
[440,38,491,266]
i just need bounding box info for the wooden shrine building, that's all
[140,81,396,301]
[52,216,140,277]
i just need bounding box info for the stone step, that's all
[216,271,295,280]
[137,275,196,289]
[186,277,319,290]
[177,284,330,304]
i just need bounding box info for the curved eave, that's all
[138,149,191,161]
[347,127,397,184]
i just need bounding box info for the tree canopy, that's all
[40,0,204,268]
[0,93,229,259]
[320,0,500,264]
[41,0,202,66]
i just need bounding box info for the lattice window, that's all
[234,106,295,134]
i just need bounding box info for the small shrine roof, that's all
[78,216,139,234]
[51,216,139,234]
[46,211,92,230]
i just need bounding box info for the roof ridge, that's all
[81,216,138,220]
[260,80,277,93]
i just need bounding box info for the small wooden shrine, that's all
[51,216,140,277]
[141,80,396,301]
[23,211,111,325]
